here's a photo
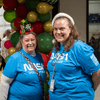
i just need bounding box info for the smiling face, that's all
[53,18,71,44]
[21,34,36,53]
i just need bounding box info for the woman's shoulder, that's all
[74,40,85,45]
[9,51,22,60]
[36,52,43,58]
[73,40,94,52]
[74,40,90,48]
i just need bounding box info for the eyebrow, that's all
[54,27,65,29]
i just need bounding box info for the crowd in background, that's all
[0,29,11,82]
[88,36,100,62]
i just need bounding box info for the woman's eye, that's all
[60,28,64,31]
[25,40,29,42]
[54,28,57,31]
[31,39,34,41]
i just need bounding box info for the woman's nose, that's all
[29,40,32,44]
[56,29,60,33]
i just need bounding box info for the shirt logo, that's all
[50,52,68,61]
[90,54,99,66]
[24,63,44,71]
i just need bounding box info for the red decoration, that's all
[11,29,16,33]
[3,0,17,10]
[32,21,44,35]
[4,40,13,49]
[20,27,33,34]
[40,53,48,69]
[16,4,29,18]
[47,95,49,99]
[14,18,23,29]
[3,6,8,10]
[48,50,52,61]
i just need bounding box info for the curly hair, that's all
[53,17,82,52]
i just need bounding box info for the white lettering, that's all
[65,53,68,61]
[49,52,69,63]
[51,53,56,59]
[36,63,44,70]
[24,64,33,71]
[24,63,44,71]
[90,54,99,66]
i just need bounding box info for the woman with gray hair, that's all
[0,31,47,100]
[47,12,100,100]
[16,31,39,52]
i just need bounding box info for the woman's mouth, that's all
[55,33,64,38]
[27,44,35,48]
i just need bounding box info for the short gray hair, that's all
[4,29,11,35]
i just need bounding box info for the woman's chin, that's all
[27,49,35,53]
[56,39,64,44]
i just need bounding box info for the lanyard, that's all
[51,50,64,79]
[19,51,47,100]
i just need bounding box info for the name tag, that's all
[50,79,55,92]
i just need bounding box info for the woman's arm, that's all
[0,74,13,100]
[92,69,100,91]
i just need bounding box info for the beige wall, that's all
[0,0,87,41]
[60,0,86,42]
[0,32,3,39]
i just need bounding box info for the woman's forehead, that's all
[23,34,35,39]
[54,18,69,27]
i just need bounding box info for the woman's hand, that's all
[92,69,100,91]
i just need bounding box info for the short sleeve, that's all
[3,56,18,78]
[74,41,100,74]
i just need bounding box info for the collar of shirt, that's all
[21,48,36,57]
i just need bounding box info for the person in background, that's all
[47,12,100,100]
[0,54,6,71]
[1,29,11,59]
[0,54,6,82]
[3,33,6,38]
[0,31,46,100]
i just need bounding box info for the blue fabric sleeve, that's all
[3,56,17,78]
[74,41,100,74]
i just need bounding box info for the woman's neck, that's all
[23,49,36,57]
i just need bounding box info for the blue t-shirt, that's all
[47,40,100,100]
[3,49,46,100]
